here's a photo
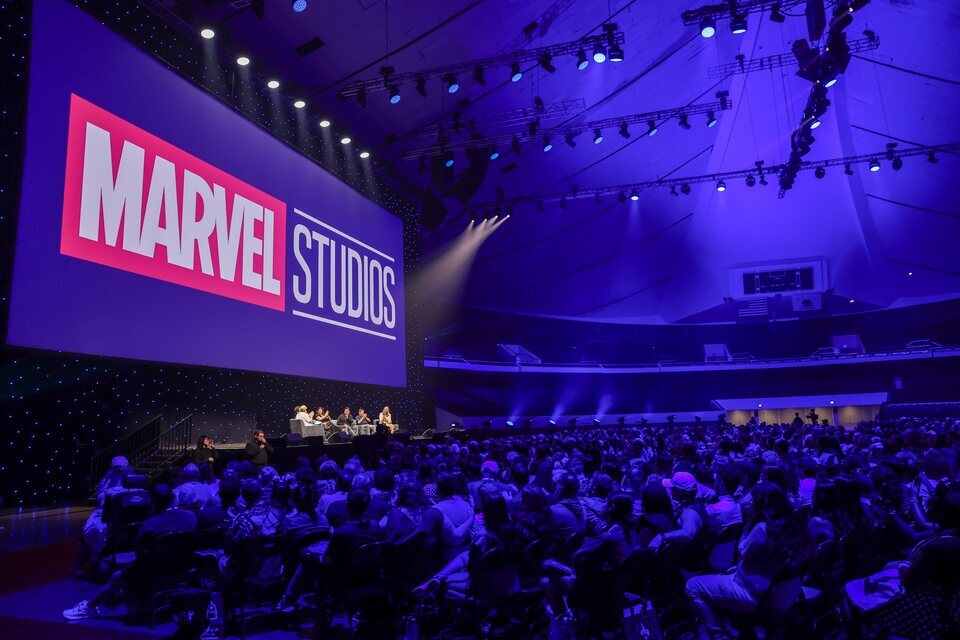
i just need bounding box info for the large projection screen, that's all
[8,0,406,387]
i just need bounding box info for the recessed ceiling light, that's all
[319,119,331,128]
[340,136,351,145]
[293,100,306,109]
[200,28,215,40]
[267,80,280,89]
[236,56,250,66]
[359,151,370,159]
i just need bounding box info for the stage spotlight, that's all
[746,175,756,187]
[618,191,627,203]
[594,193,602,204]
[469,65,485,86]
[565,131,577,147]
[538,53,556,73]
[482,420,492,428]
[559,197,568,210]
[542,135,553,152]
[388,85,401,104]
[869,159,880,172]
[706,111,718,127]
[576,49,589,71]
[618,416,627,425]
[415,75,427,97]
[678,114,691,129]
[319,119,331,128]
[593,45,607,63]
[680,183,691,195]
[359,151,370,159]
[815,166,826,179]
[759,175,768,186]
[928,151,938,163]
[731,15,748,34]
[609,46,625,62]
[849,298,855,303]
[340,135,352,145]
[267,79,280,89]
[523,419,533,427]
[829,400,835,405]
[548,419,557,426]
[757,403,763,408]
[356,87,367,108]
[489,146,499,161]
[200,27,215,39]
[537,200,545,212]
[511,135,522,155]
[505,420,515,427]
[770,3,785,22]
[593,418,601,426]
[510,62,523,83]
[716,180,726,192]
[700,17,716,38]
[293,99,306,109]
[630,189,640,201]
[236,55,250,66]
[824,76,839,88]
[646,120,658,137]
[568,418,578,427]
[444,152,455,168]
[444,74,460,93]
[810,118,821,130]
[593,128,603,144]
[619,122,630,139]
[892,157,903,171]
[844,163,853,175]
[670,185,678,195]
[292,0,308,11]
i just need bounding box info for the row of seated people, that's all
[292,404,398,439]
[65,417,960,639]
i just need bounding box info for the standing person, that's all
[379,406,397,433]
[193,435,219,468]
[245,429,273,471]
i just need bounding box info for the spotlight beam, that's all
[401,92,731,160]
[338,26,625,97]
[465,141,960,207]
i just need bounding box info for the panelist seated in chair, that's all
[337,407,358,437]
[355,408,375,436]
[63,484,198,620]
[314,406,333,424]
[293,405,316,424]
[379,406,398,433]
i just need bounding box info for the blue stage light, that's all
[292,0,308,13]
[389,85,401,104]
[700,18,716,38]
[593,128,603,144]
[593,45,607,63]
[576,49,589,70]
[510,62,523,83]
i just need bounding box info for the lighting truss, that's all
[408,99,587,142]
[402,92,731,160]
[467,142,960,207]
[707,32,879,78]
[338,24,625,98]
[681,1,805,25]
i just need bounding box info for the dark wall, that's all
[0,1,428,507]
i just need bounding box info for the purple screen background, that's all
[7,0,407,387]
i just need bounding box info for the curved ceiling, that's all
[173,0,960,324]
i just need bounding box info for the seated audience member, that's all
[174,463,214,508]
[402,472,475,565]
[324,474,390,528]
[551,472,602,539]
[383,484,430,543]
[75,456,132,576]
[176,483,226,531]
[317,471,353,518]
[245,429,273,470]
[685,482,808,639]
[468,460,517,507]
[324,491,384,572]
[64,484,198,620]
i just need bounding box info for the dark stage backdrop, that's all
[0,0,428,507]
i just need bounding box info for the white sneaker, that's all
[63,600,99,620]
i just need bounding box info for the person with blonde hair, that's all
[379,406,397,433]
[293,405,314,424]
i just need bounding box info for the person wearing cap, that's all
[64,484,197,620]
[174,463,215,508]
[650,472,711,556]
[75,456,133,578]
[468,460,517,507]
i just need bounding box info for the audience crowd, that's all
[64,416,960,639]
